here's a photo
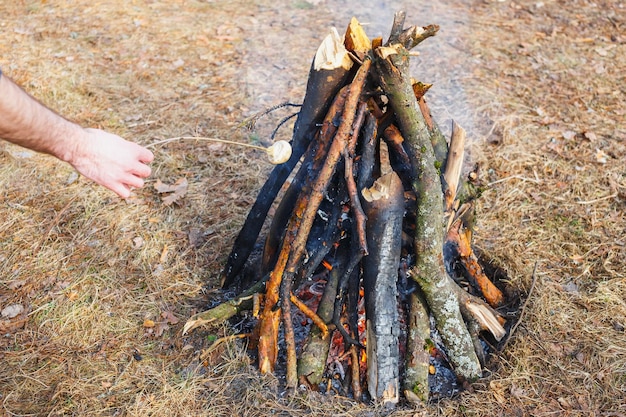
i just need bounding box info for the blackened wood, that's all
[383,124,415,190]
[357,112,379,191]
[220,32,354,288]
[260,84,347,277]
[257,59,372,383]
[297,242,349,385]
[361,171,404,405]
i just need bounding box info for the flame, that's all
[321,259,333,271]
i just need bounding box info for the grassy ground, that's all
[1,0,624,416]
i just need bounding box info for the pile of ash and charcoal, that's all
[185,12,519,406]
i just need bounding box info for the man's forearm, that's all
[0,71,82,162]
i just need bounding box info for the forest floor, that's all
[0,0,624,416]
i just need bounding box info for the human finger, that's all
[132,162,152,178]
[123,175,145,190]
[137,147,155,163]
[109,182,131,199]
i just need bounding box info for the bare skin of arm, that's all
[0,73,154,198]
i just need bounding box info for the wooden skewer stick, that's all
[147,136,292,165]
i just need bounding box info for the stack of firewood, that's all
[185,12,510,405]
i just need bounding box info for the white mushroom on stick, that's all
[147,136,292,165]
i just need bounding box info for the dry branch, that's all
[258,58,372,385]
[297,249,346,385]
[403,290,431,402]
[374,19,481,381]
[220,27,354,288]
[443,121,466,212]
[190,13,514,404]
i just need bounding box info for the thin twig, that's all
[576,193,618,205]
[500,261,538,351]
[289,293,329,338]
[199,333,250,360]
[350,344,362,400]
[270,112,299,140]
[487,175,541,186]
[344,102,369,256]
[239,102,302,130]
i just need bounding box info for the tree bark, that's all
[403,290,431,402]
[361,172,404,404]
[374,41,482,381]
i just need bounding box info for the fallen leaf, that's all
[66,171,79,185]
[510,383,526,399]
[154,322,169,337]
[561,281,579,294]
[562,130,577,140]
[0,316,28,333]
[133,236,145,249]
[154,178,188,206]
[1,304,24,319]
[583,131,597,142]
[143,319,156,328]
[207,143,224,152]
[161,311,179,325]
[188,228,205,247]
[594,47,609,57]
[575,351,585,364]
[8,280,26,290]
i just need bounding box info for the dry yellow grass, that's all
[1,0,624,416]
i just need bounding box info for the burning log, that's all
[220,26,354,288]
[361,172,404,404]
[187,13,513,405]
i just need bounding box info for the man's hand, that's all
[67,128,154,198]
[0,73,154,198]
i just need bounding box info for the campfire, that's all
[185,12,515,405]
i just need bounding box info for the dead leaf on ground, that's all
[562,130,577,140]
[0,315,28,333]
[583,131,597,142]
[161,310,180,325]
[154,178,188,206]
[7,280,26,290]
[154,322,169,337]
[1,304,25,319]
